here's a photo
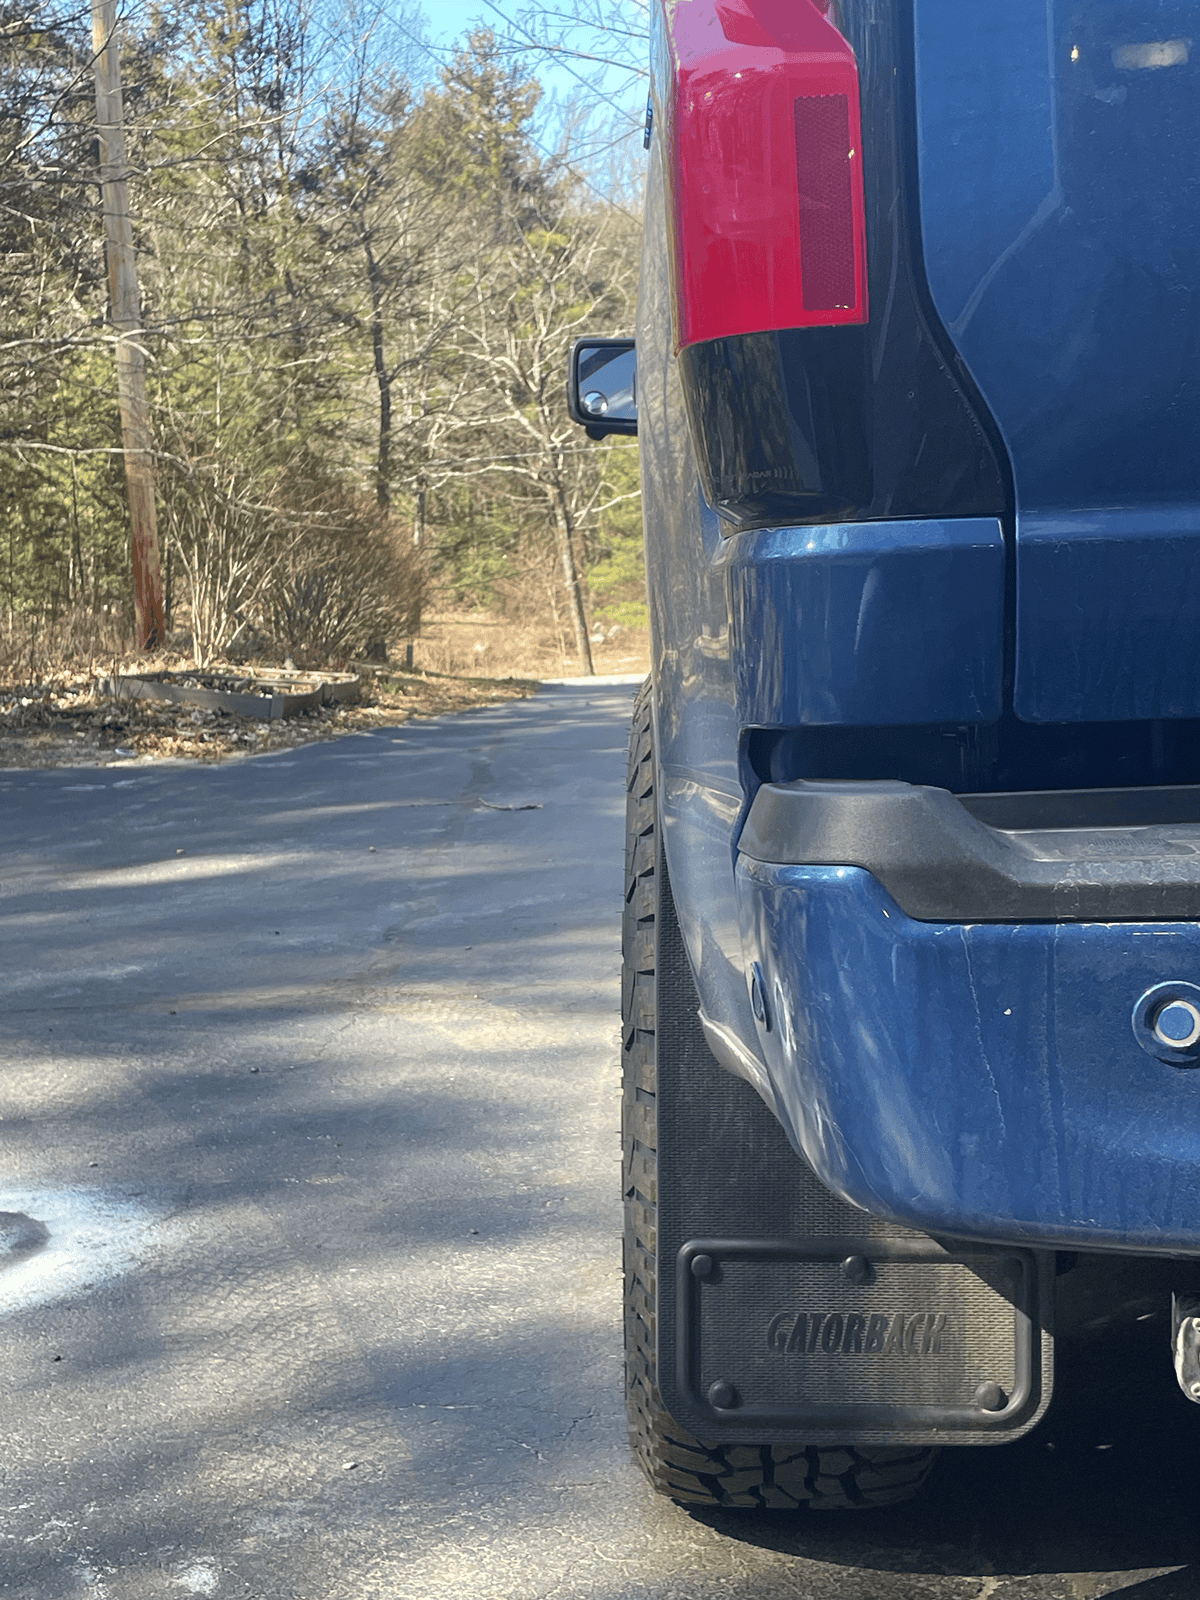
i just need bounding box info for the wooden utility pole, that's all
[91,0,165,650]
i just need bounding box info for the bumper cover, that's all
[736,856,1200,1255]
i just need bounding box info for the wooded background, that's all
[1,0,647,676]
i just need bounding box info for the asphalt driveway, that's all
[2,681,1198,1599]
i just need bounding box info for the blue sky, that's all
[408,0,647,114]
[424,0,493,47]
[406,0,575,94]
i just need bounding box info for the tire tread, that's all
[621,679,938,1512]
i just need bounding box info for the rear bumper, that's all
[735,845,1200,1256]
[740,779,1200,922]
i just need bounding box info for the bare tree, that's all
[0,0,645,679]
[395,30,641,673]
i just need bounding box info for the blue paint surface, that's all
[914,0,1200,722]
[727,519,1004,727]
[1015,506,1200,721]
[632,0,1200,1265]
[737,858,1200,1252]
[914,0,1200,513]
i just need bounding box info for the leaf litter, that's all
[0,658,539,770]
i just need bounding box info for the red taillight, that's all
[654,0,868,351]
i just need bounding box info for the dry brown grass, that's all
[0,607,649,770]
[0,655,539,769]
[410,609,650,680]
[0,605,132,685]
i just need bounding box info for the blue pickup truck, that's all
[570,0,1200,1509]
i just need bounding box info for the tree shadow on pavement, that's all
[691,1281,1200,1591]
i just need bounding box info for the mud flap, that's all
[676,1236,1049,1442]
[654,866,1054,1448]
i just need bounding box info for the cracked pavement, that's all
[2,681,1199,1599]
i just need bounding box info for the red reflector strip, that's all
[655,0,868,351]
[795,93,857,312]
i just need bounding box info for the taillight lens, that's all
[653,0,868,351]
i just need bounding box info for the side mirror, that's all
[567,337,637,439]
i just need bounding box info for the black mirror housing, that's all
[568,337,637,437]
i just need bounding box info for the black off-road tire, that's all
[621,681,938,1510]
